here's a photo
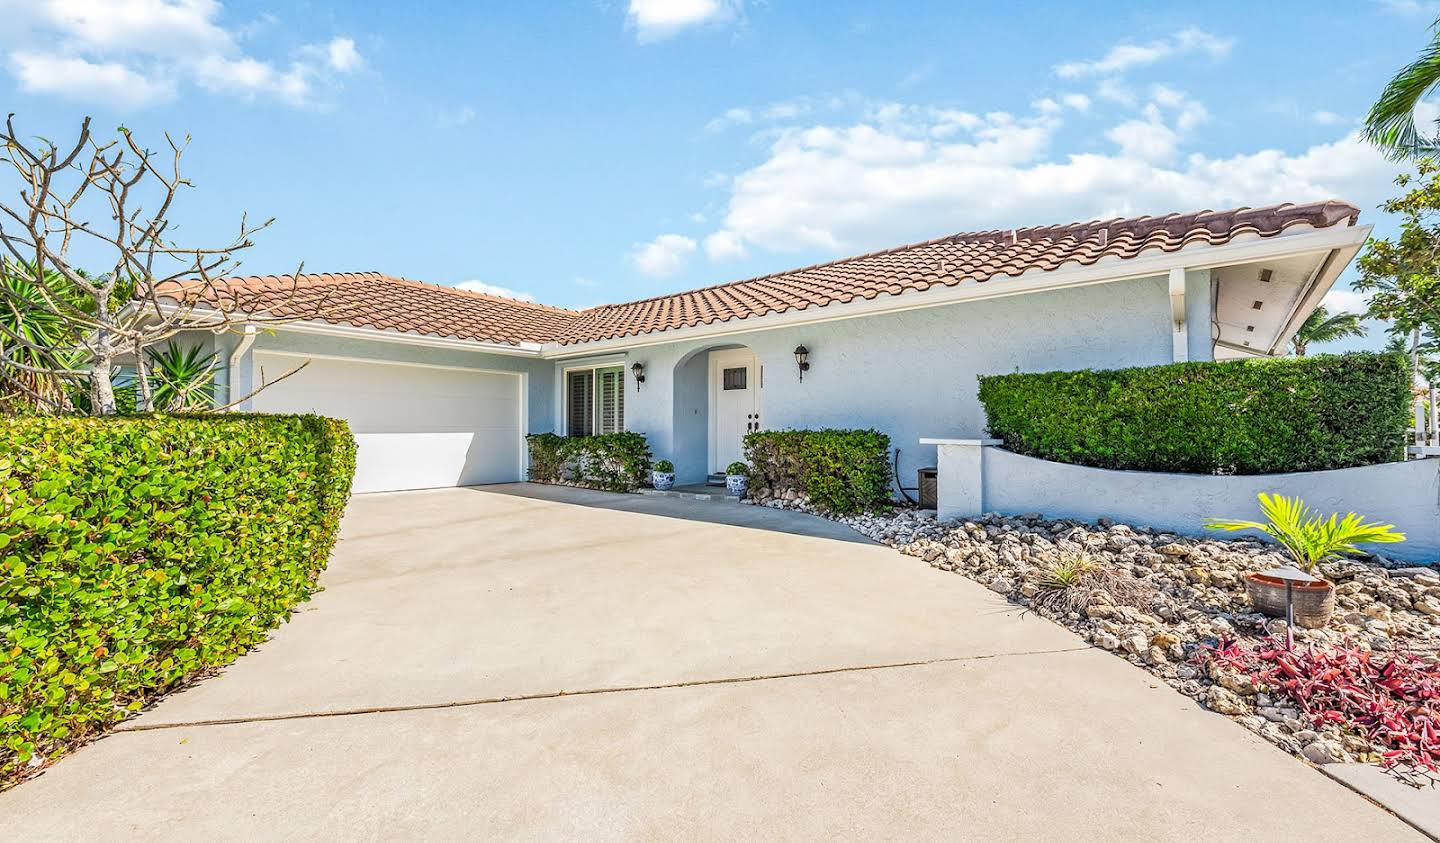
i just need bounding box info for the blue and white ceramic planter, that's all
[726,474,748,497]
[651,470,675,491]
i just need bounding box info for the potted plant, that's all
[1207,493,1405,628]
[725,461,749,497]
[652,459,675,491]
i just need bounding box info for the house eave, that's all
[541,223,1372,360]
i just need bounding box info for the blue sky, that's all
[0,1,1434,351]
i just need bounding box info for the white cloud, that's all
[704,229,747,261]
[705,106,753,132]
[438,105,478,128]
[325,36,362,72]
[3,0,364,108]
[1054,27,1233,78]
[454,280,537,302]
[1323,287,1370,314]
[8,51,176,108]
[694,101,1399,258]
[626,0,741,43]
[1312,110,1344,126]
[628,233,697,277]
[1096,77,1137,107]
[1061,93,1091,111]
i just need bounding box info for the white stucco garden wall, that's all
[557,273,1197,487]
[929,443,1440,563]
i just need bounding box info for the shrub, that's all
[725,461,748,476]
[744,428,892,514]
[654,459,674,473]
[0,414,355,785]
[526,431,652,492]
[1199,639,1440,783]
[1030,552,1157,615]
[1207,493,1405,573]
[978,352,1411,474]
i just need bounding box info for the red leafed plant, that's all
[1197,639,1440,783]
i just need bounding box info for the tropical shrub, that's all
[977,352,1411,474]
[1199,639,1440,783]
[744,428,892,514]
[1207,493,1405,573]
[0,414,355,787]
[525,431,652,492]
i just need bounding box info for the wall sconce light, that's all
[631,361,646,391]
[793,345,810,382]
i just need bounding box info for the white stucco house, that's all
[180,201,1369,494]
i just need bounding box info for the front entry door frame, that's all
[708,348,762,474]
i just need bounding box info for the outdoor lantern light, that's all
[631,361,646,391]
[1257,565,1322,649]
[793,345,810,381]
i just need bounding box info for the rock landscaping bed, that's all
[743,495,1440,784]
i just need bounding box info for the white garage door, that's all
[251,353,523,494]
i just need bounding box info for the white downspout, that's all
[226,325,257,410]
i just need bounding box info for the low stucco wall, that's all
[932,442,1440,562]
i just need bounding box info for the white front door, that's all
[710,348,761,473]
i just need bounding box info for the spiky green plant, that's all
[0,259,89,411]
[1207,493,1406,573]
[147,340,224,411]
[1037,553,1093,592]
[1030,553,1155,616]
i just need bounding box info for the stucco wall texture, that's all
[559,273,1191,486]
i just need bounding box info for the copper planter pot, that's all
[1245,572,1335,629]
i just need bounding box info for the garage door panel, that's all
[251,353,522,493]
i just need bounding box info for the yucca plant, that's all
[147,340,224,411]
[0,259,90,412]
[1031,553,1154,615]
[1207,493,1406,573]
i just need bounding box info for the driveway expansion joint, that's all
[121,645,1094,733]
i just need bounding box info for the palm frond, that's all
[1366,29,1440,160]
[1208,493,1405,571]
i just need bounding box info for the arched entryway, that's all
[672,343,763,483]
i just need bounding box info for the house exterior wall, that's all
[555,273,1196,487]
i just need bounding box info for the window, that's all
[565,365,625,436]
[722,366,747,390]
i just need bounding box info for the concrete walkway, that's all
[2,485,1421,840]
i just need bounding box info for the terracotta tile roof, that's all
[152,271,578,345]
[158,201,1359,349]
[556,200,1361,345]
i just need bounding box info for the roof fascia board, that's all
[542,224,1371,360]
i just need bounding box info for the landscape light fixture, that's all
[793,346,810,382]
[1257,565,1322,649]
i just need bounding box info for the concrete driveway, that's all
[2,485,1420,840]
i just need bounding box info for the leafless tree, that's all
[0,115,324,415]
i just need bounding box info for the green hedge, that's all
[977,352,1411,475]
[0,414,355,785]
[744,428,892,513]
[526,432,652,492]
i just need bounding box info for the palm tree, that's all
[1366,20,1440,159]
[1291,305,1367,356]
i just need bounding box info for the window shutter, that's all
[567,370,594,436]
[598,368,625,434]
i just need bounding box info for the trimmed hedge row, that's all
[744,428,892,513]
[0,414,355,785]
[977,352,1411,475]
[526,432,652,492]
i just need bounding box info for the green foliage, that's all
[978,352,1411,475]
[146,340,224,411]
[0,414,356,785]
[1365,26,1440,160]
[1207,493,1406,573]
[743,428,892,514]
[725,461,748,477]
[1291,305,1366,356]
[0,259,90,413]
[653,459,674,473]
[1357,162,1440,373]
[526,431,652,492]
